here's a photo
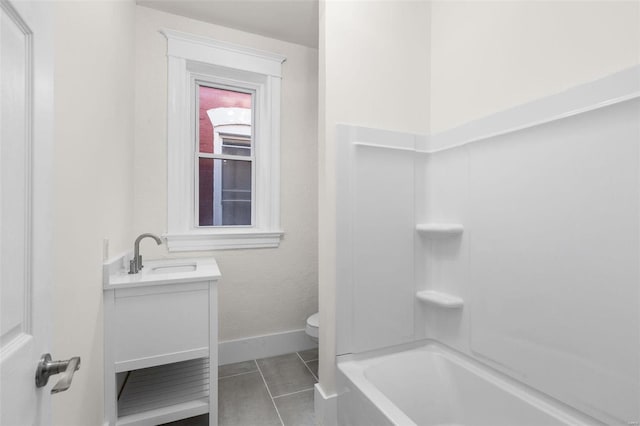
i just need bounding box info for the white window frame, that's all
[162,29,285,251]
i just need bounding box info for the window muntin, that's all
[196,83,254,227]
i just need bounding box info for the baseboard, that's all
[314,383,338,426]
[218,329,317,365]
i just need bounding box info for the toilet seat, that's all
[306,312,319,340]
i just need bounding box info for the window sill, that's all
[164,230,283,251]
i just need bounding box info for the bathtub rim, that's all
[337,339,604,426]
[337,340,424,426]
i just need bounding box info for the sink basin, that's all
[148,263,197,274]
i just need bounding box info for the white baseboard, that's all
[314,383,338,426]
[218,329,317,365]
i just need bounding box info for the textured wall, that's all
[430,0,640,133]
[53,1,135,424]
[134,6,319,342]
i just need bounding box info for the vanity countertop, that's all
[103,255,221,290]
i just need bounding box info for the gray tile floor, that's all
[163,348,318,426]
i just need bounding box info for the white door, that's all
[0,0,55,424]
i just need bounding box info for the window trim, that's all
[162,29,285,251]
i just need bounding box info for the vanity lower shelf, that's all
[117,358,210,426]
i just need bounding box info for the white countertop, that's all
[104,255,221,290]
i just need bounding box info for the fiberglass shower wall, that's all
[336,67,640,425]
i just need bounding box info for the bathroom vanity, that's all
[103,255,221,426]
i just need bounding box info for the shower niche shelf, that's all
[416,290,464,308]
[416,223,464,236]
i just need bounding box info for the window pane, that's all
[221,158,251,225]
[199,85,252,154]
[198,158,214,226]
[199,157,252,226]
[221,135,251,157]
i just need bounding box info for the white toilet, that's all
[305,312,319,342]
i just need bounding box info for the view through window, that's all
[197,85,253,227]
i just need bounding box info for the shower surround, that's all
[334,67,640,426]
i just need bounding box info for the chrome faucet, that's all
[129,233,163,274]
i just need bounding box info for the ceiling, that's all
[137,0,319,48]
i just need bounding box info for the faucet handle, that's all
[138,254,143,270]
[128,258,137,274]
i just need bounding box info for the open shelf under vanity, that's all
[116,358,210,425]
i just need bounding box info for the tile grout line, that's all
[218,369,258,380]
[254,359,285,426]
[296,352,318,381]
[296,352,319,382]
[272,387,315,400]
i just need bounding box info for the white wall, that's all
[134,6,318,342]
[430,0,640,133]
[318,0,430,398]
[53,1,135,425]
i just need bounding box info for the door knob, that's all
[35,353,81,394]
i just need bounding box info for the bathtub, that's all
[336,341,600,426]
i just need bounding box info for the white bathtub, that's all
[336,342,601,426]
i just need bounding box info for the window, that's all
[163,30,286,251]
[197,86,253,227]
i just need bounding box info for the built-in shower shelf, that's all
[117,358,209,426]
[416,223,464,236]
[416,290,464,308]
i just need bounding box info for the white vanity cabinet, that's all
[103,257,221,426]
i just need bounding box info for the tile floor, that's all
[163,348,318,426]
